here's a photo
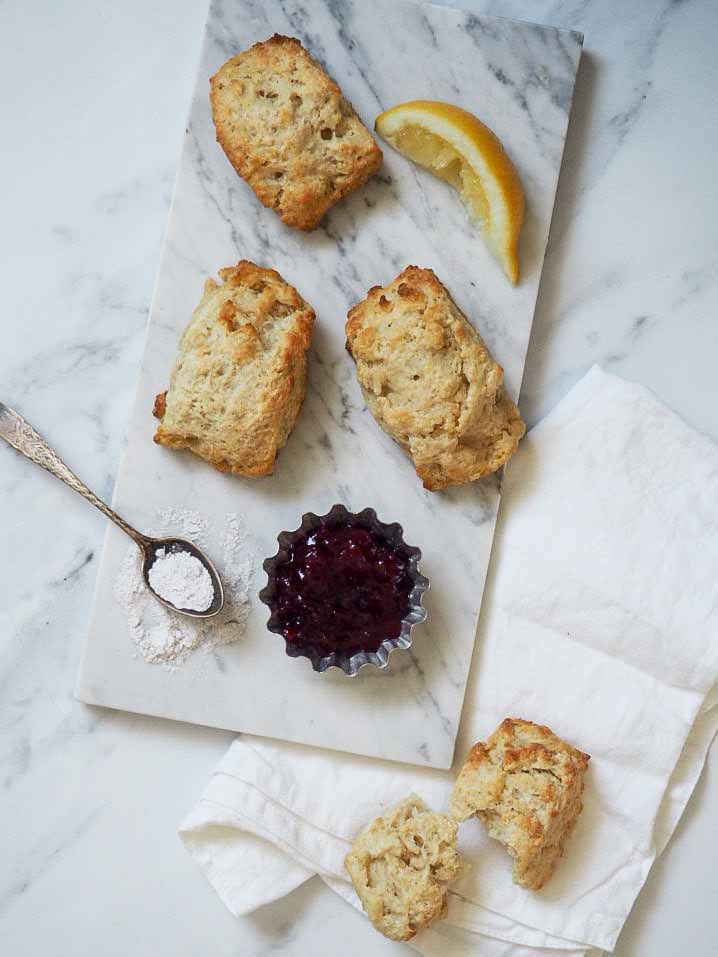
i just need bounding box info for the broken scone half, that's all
[345,795,464,941]
[346,266,525,490]
[210,35,382,230]
[451,718,590,890]
[153,260,315,476]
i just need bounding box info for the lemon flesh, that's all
[375,101,524,284]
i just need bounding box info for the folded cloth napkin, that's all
[180,367,718,955]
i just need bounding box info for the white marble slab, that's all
[76,0,581,768]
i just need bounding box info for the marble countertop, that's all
[1,0,716,954]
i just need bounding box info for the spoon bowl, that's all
[141,537,225,618]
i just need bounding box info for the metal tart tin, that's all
[259,504,429,676]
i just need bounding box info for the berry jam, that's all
[273,524,413,657]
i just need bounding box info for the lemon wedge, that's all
[375,100,525,284]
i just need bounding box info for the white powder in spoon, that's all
[114,507,256,668]
[148,548,215,612]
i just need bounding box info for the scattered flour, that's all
[114,507,255,668]
[148,548,215,612]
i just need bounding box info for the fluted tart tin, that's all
[259,504,429,676]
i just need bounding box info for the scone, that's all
[345,266,525,490]
[345,795,464,941]
[210,35,382,230]
[153,260,315,476]
[451,718,590,890]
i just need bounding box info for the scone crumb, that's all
[152,391,167,420]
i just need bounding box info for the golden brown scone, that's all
[346,266,525,490]
[451,718,590,890]
[345,795,464,941]
[153,260,315,476]
[210,35,382,230]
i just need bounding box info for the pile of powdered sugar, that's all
[148,548,215,612]
[114,507,255,668]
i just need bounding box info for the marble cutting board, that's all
[76,0,582,769]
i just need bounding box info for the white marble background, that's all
[1,0,716,954]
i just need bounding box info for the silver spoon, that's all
[0,402,224,618]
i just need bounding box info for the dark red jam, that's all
[273,524,413,656]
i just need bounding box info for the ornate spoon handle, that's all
[0,402,147,546]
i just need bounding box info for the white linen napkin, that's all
[180,367,718,955]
